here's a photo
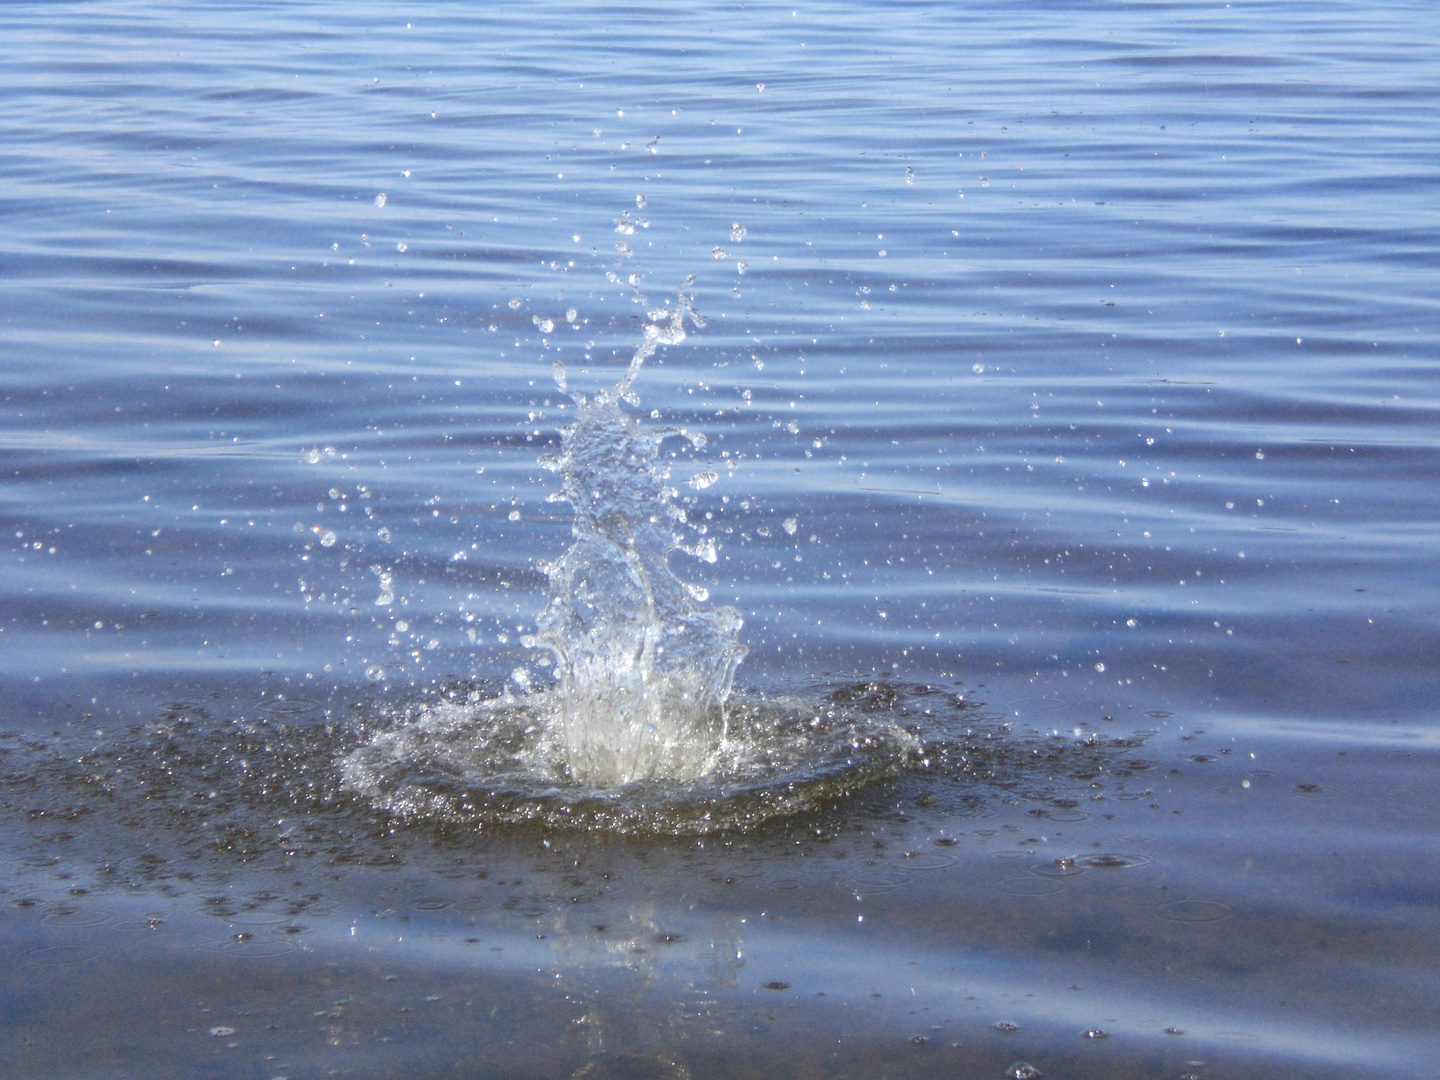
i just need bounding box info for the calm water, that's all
[3,1,1438,1077]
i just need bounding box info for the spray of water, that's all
[339,272,918,830]
[528,277,747,785]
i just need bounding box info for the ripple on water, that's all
[999,694,1071,713]
[993,877,1067,897]
[1078,853,1150,870]
[340,689,920,837]
[25,944,100,966]
[223,911,288,927]
[452,896,501,913]
[107,914,167,933]
[5,675,1162,885]
[838,870,914,895]
[1031,858,1087,878]
[40,906,111,928]
[899,852,958,870]
[1155,899,1233,924]
[217,936,296,959]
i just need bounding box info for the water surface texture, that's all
[2,1,1438,1078]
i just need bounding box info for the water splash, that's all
[339,687,921,835]
[530,278,747,785]
[332,277,1005,832]
[28,678,1153,843]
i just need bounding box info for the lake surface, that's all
[2,1,1438,1077]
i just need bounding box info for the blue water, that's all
[2,2,1438,1077]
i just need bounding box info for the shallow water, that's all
[3,1,1439,1077]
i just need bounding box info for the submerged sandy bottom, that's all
[2,675,1436,1080]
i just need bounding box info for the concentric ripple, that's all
[340,688,919,835]
[1,679,1160,881]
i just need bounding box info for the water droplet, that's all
[372,569,394,606]
[374,193,386,207]
[783,517,798,536]
[208,1027,237,1038]
[396,242,407,252]
[712,246,727,259]
[1006,1063,1042,1080]
[635,193,647,209]
[1033,856,1086,878]
[730,223,747,242]
[319,530,337,548]
[994,1020,1020,1032]
[1083,1028,1109,1039]
[376,527,391,541]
